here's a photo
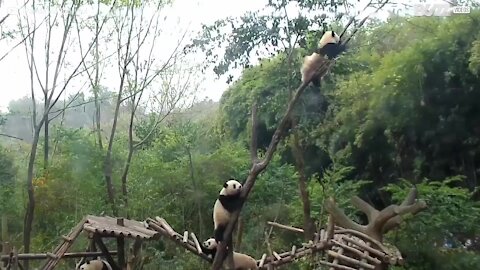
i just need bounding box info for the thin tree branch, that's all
[250,102,258,163]
[0,133,24,141]
[351,196,379,221]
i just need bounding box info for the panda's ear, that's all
[331,31,335,37]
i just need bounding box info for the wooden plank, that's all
[84,216,157,239]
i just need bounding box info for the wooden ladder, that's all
[41,218,86,270]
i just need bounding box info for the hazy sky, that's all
[0,0,268,111]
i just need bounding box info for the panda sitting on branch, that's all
[300,30,346,88]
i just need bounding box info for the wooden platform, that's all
[83,215,158,240]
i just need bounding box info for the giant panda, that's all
[202,238,258,270]
[77,258,112,270]
[213,179,243,242]
[300,30,345,87]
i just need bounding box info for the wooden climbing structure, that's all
[0,187,426,270]
[40,215,158,270]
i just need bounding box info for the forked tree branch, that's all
[325,187,427,242]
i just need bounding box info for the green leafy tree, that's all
[385,177,480,269]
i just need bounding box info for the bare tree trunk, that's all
[103,2,137,216]
[24,125,43,270]
[93,0,103,150]
[43,99,49,170]
[18,2,108,267]
[290,121,315,241]
[120,108,136,217]
[23,7,38,266]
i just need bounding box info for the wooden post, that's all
[116,218,124,227]
[93,235,120,270]
[12,248,18,270]
[116,237,125,270]
[116,217,125,269]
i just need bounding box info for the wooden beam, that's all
[89,239,97,252]
[117,236,125,270]
[1,251,118,262]
[94,235,120,270]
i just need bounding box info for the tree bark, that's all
[104,3,135,216]
[290,124,315,241]
[120,105,136,216]
[24,124,44,270]
[93,0,103,150]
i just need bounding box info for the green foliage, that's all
[188,0,354,79]
[3,6,480,270]
[218,54,294,140]
[316,11,480,189]
[0,114,5,127]
[303,164,370,224]
[0,146,17,216]
[469,38,480,75]
[384,177,480,269]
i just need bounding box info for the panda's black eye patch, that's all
[233,184,236,189]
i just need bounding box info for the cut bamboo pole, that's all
[329,247,344,270]
[318,260,357,270]
[182,231,188,243]
[327,250,375,270]
[331,240,381,265]
[272,252,281,261]
[341,237,386,259]
[190,233,202,254]
[258,254,267,267]
[290,246,296,256]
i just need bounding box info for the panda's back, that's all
[233,252,258,270]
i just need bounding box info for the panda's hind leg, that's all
[214,225,226,242]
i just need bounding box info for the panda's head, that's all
[220,179,242,196]
[203,238,218,250]
[78,259,110,270]
[319,30,340,48]
[78,261,93,270]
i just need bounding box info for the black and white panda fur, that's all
[77,258,112,270]
[300,30,345,87]
[213,179,243,242]
[202,238,258,270]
